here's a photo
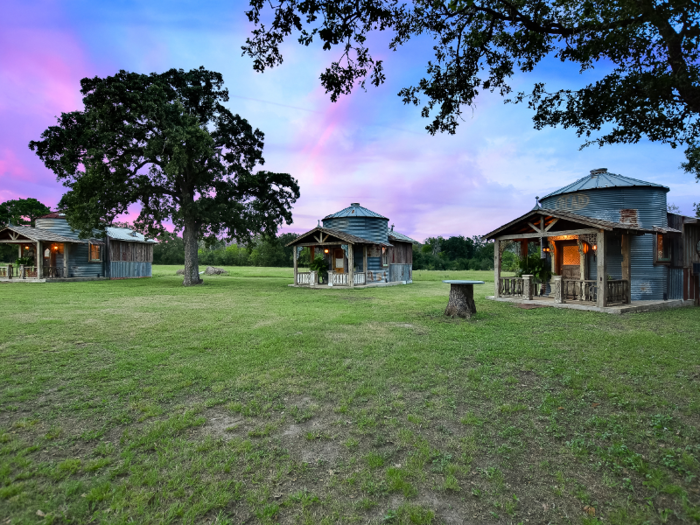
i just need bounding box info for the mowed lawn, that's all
[1,267,699,525]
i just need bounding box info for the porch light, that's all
[324,248,329,254]
[542,246,550,254]
[592,244,597,251]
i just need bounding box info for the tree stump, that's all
[444,283,477,319]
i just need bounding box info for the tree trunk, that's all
[444,284,476,319]
[182,218,202,286]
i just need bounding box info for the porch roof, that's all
[483,209,656,240]
[286,227,392,247]
[0,225,87,244]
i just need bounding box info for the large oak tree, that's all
[242,0,700,178]
[30,67,300,286]
[0,198,51,227]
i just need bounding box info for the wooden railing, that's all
[296,272,311,285]
[330,272,348,286]
[562,280,597,303]
[499,277,524,297]
[0,265,39,279]
[607,279,630,305]
[353,272,366,285]
[44,266,64,278]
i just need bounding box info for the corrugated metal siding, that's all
[668,268,684,300]
[630,234,665,300]
[389,264,412,282]
[542,187,668,300]
[35,218,80,239]
[367,257,383,271]
[110,262,152,278]
[70,242,104,278]
[541,187,668,229]
[322,217,389,244]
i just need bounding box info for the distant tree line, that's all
[412,236,496,271]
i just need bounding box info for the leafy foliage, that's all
[0,198,51,227]
[413,235,493,270]
[243,0,700,177]
[29,67,299,285]
[516,252,553,282]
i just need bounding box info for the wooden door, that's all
[334,248,345,274]
[559,243,581,280]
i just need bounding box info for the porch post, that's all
[520,240,528,260]
[18,245,22,259]
[621,234,632,304]
[596,230,608,308]
[64,243,70,278]
[522,274,533,300]
[36,241,42,279]
[348,243,355,287]
[363,245,368,275]
[293,245,298,285]
[578,240,588,280]
[552,275,564,303]
[493,239,501,298]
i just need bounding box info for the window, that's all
[382,246,388,266]
[89,244,102,262]
[655,234,671,264]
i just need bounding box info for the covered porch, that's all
[287,227,392,288]
[0,225,87,282]
[485,209,668,310]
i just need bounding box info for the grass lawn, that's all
[1,266,699,524]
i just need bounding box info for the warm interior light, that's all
[592,244,597,251]
[324,248,329,254]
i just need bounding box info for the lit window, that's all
[655,234,671,264]
[89,244,102,262]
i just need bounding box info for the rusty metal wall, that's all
[389,263,412,282]
[668,268,684,300]
[110,261,152,278]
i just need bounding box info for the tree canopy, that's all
[0,198,51,228]
[29,67,300,286]
[243,0,700,178]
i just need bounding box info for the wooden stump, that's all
[444,284,476,319]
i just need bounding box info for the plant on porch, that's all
[309,256,329,283]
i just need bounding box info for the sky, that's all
[2,0,698,242]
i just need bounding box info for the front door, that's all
[559,242,581,280]
[334,248,345,274]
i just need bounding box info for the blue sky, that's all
[2,0,697,241]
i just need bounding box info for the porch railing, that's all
[499,277,524,297]
[353,272,366,285]
[607,280,630,305]
[0,265,39,279]
[296,272,311,285]
[562,280,597,303]
[44,266,65,278]
[330,272,348,286]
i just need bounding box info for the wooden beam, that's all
[294,241,353,247]
[544,218,559,232]
[527,222,542,234]
[596,230,608,308]
[495,228,599,241]
[621,234,631,304]
[493,239,501,298]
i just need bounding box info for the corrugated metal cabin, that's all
[484,169,699,311]
[0,212,156,282]
[288,203,417,287]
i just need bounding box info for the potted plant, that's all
[516,252,554,296]
[309,256,329,284]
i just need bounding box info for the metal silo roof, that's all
[323,203,388,220]
[541,169,669,199]
[388,231,419,244]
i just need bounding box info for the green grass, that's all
[0,265,699,524]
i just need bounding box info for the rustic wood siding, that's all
[388,241,413,264]
[109,241,154,263]
[667,213,684,267]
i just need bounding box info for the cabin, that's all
[0,212,156,282]
[288,203,417,287]
[484,169,700,312]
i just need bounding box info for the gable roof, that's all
[542,170,669,199]
[0,225,87,244]
[323,203,388,220]
[483,208,656,240]
[286,227,392,247]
